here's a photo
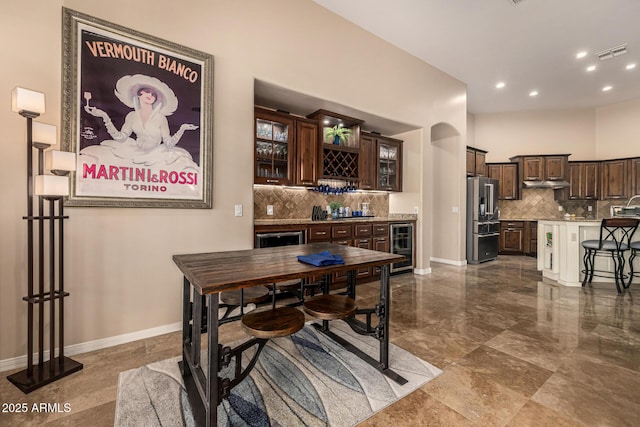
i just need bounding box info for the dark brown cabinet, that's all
[359,133,377,190]
[601,159,630,199]
[307,110,363,182]
[466,146,487,177]
[254,107,319,187]
[487,162,520,200]
[565,161,599,200]
[294,118,319,186]
[632,158,640,196]
[254,107,295,185]
[510,155,569,183]
[499,221,524,254]
[377,137,403,191]
[361,132,403,192]
[525,221,538,257]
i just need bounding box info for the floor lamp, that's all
[7,87,83,393]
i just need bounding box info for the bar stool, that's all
[241,284,305,339]
[581,217,640,293]
[303,294,358,320]
[626,240,640,289]
[216,287,305,402]
[218,286,271,323]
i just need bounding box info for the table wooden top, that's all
[173,242,405,295]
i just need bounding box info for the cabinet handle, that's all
[266,179,279,183]
[302,181,313,185]
[316,231,326,235]
[337,230,346,234]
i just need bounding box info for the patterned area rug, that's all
[115,322,442,426]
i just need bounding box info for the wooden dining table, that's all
[172,242,406,427]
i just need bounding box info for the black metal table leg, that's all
[379,264,390,369]
[206,293,219,427]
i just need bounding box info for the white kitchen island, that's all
[537,219,602,286]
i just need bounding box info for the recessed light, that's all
[626,63,637,70]
[495,82,506,89]
[529,91,538,97]
[323,120,330,124]
[576,51,588,59]
[586,65,596,72]
[602,85,613,92]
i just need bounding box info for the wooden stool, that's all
[303,294,357,320]
[220,287,270,306]
[241,306,305,339]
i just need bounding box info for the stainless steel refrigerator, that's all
[466,176,500,264]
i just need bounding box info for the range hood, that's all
[522,180,570,189]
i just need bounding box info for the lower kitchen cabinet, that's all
[499,220,537,257]
[499,221,524,254]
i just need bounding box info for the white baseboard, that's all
[430,257,466,266]
[0,322,181,373]
[413,267,432,275]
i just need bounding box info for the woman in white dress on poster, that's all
[81,74,199,170]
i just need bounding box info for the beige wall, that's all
[472,99,640,162]
[595,98,640,159]
[473,109,597,162]
[1,0,466,360]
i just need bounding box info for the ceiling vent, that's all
[507,0,527,5]
[596,44,628,61]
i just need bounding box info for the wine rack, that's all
[322,145,359,180]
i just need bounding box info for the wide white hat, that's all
[114,74,178,116]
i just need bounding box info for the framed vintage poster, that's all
[61,8,213,208]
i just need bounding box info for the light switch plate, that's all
[588,205,593,212]
[234,204,243,217]
[413,206,419,214]
[267,205,274,215]
[451,206,459,213]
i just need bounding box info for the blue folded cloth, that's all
[297,251,345,267]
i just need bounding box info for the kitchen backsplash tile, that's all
[500,188,597,219]
[254,186,389,220]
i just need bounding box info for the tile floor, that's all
[1,256,639,426]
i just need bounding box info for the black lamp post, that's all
[7,87,83,393]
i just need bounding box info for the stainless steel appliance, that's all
[466,176,500,264]
[390,223,414,274]
[255,231,304,248]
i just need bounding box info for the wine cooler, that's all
[390,223,415,274]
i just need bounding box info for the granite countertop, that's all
[254,214,417,226]
[500,217,600,222]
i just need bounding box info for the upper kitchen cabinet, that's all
[307,110,363,182]
[631,158,640,196]
[360,132,404,191]
[487,162,520,200]
[563,161,600,200]
[601,158,630,200]
[254,107,319,187]
[294,117,319,186]
[510,155,569,182]
[466,146,487,177]
[359,132,377,190]
[255,107,295,185]
[377,136,403,191]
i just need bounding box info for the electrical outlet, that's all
[234,204,243,217]
[588,205,593,212]
[413,206,419,214]
[451,206,459,213]
[558,206,563,211]
[267,205,274,215]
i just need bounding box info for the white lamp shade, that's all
[45,150,76,172]
[34,175,69,197]
[12,87,45,114]
[32,122,57,146]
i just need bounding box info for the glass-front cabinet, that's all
[377,137,402,191]
[255,108,294,185]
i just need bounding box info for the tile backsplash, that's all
[500,188,598,219]
[254,186,389,220]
